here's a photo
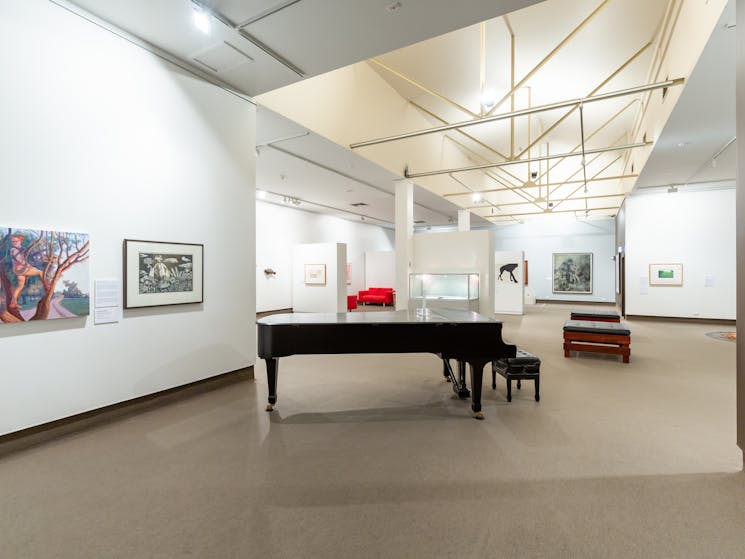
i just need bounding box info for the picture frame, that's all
[304,263,326,285]
[552,252,593,294]
[346,263,352,285]
[124,239,204,308]
[649,263,683,286]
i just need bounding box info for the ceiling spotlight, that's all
[256,190,267,199]
[667,185,678,193]
[480,89,498,111]
[192,6,211,34]
[472,192,482,203]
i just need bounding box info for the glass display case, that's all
[408,273,479,313]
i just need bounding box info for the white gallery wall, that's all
[364,251,396,288]
[255,201,394,312]
[624,185,736,319]
[0,1,256,435]
[292,243,346,313]
[493,218,616,303]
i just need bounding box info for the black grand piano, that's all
[257,308,516,419]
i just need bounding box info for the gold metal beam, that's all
[551,155,623,211]
[484,0,613,117]
[485,206,620,220]
[350,79,682,149]
[442,174,639,197]
[409,101,516,181]
[368,58,479,119]
[464,192,625,210]
[515,42,652,160]
[405,141,650,179]
[503,15,516,158]
[546,131,628,197]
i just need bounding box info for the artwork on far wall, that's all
[124,239,203,308]
[346,263,351,285]
[497,262,520,284]
[524,260,529,286]
[552,252,593,294]
[304,263,326,285]
[0,226,90,324]
[649,263,683,286]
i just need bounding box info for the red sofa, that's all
[357,287,394,306]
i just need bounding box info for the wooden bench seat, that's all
[563,320,631,363]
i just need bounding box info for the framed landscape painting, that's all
[124,240,203,308]
[0,227,90,324]
[649,263,683,286]
[552,252,592,294]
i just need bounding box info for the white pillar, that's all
[736,0,744,467]
[395,180,414,311]
[458,209,471,231]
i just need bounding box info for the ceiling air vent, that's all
[350,202,368,207]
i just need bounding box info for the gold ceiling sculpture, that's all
[349,0,691,222]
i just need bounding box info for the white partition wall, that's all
[365,251,396,288]
[413,231,493,316]
[625,185,735,319]
[293,243,346,313]
[0,0,256,436]
[494,251,525,315]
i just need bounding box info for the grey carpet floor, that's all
[0,304,743,558]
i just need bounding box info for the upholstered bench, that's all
[563,320,631,363]
[492,349,541,402]
[570,309,621,322]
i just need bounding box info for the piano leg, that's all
[468,361,488,419]
[442,359,451,381]
[442,358,470,399]
[265,358,278,412]
[457,361,469,396]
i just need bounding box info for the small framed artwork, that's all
[552,252,593,294]
[304,263,326,285]
[523,260,529,286]
[346,263,352,285]
[124,240,204,308]
[649,263,683,286]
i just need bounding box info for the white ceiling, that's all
[64,0,735,227]
[68,0,543,96]
[635,0,736,189]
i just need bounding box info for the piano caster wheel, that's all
[473,411,485,420]
[265,403,274,412]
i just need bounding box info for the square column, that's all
[395,180,413,311]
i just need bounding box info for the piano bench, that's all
[492,349,540,402]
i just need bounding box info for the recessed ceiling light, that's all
[193,7,211,34]
[676,141,690,148]
[256,190,267,199]
[472,192,482,203]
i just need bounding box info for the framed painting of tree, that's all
[0,227,90,324]
[124,239,203,308]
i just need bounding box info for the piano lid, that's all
[257,308,501,326]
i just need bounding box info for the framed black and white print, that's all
[124,240,204,308]
[552,252,592,294]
